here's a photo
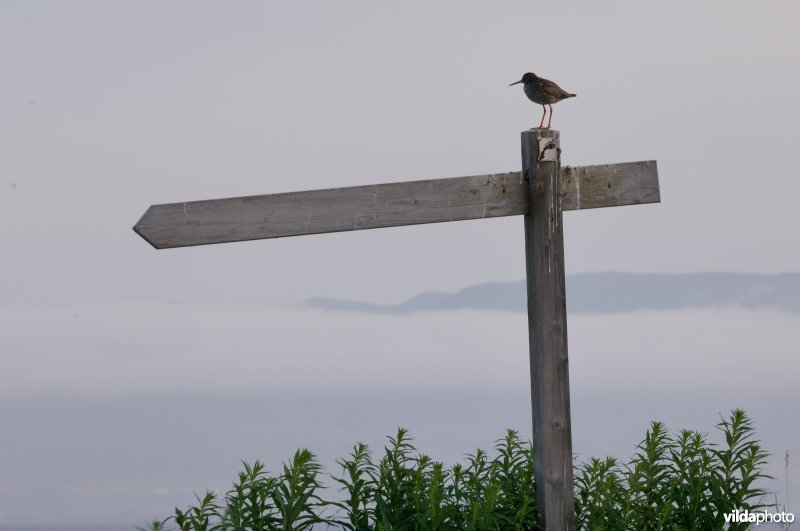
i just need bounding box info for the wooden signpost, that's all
[134,130,659,530]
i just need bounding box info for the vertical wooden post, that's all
[522,129,575,530]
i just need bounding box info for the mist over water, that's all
[1,305,797,523]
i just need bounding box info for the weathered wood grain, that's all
[133,162,659,249]
[522,130,576,530]
[560,160,659,211]
[134,172,527,249]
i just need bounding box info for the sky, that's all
[1,0,799,524]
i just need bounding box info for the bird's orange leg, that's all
[546,104,553,129]
[537,105,546,129]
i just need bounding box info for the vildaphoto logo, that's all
[723,508,795,525]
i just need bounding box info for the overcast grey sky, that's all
[1,0,799,524]
[2,1,799,305]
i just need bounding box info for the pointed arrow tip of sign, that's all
[132,223,162,249]
[133,206,166,249]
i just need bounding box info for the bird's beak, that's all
[509,79,523,86]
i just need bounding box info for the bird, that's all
[509,72,575,130]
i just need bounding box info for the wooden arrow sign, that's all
[133,128,661,530]
[133,160,659,249]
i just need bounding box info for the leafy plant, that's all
[574,408,772,531]
[144,409,771,530]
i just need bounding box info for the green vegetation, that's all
[141,409,771,530]
[575,409,770,530]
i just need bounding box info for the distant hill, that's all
[307,272,800,314]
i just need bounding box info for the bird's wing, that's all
[539,78,572,99]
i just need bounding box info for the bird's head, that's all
[509,72,537,86]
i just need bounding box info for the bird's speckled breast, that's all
[524,82,558,105]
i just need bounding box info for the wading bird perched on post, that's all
[510,72,576,130]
